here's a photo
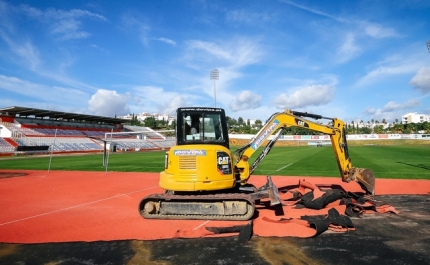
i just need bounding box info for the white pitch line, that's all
[276,163,293,171]
[0,186,158,226]
[193,220,210,230]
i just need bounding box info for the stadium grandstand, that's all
[0,106,174,156]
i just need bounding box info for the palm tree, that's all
[238,117,244,125]
[143,117,157,129]
[406,123,416,133]
[254,119,263,130]
[374,125,384,134]
[392,123,403,133]
[422,121,430,133]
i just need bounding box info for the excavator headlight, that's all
[164,153,169,169]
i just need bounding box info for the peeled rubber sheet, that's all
[0,170,428,243]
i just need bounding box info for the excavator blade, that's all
[352,168,376,195]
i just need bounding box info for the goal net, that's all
[101,128,175,168]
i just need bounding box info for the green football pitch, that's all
[0,145,429,179]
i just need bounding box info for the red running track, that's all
[0,170,429,243]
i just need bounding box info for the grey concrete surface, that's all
[0,195,429,265]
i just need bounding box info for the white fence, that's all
[229,134,430,141]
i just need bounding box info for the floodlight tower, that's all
[210,69,219,107]
[427,40,430,53]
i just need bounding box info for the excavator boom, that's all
[234,109,375,195]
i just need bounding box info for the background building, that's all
[402,113,430,124]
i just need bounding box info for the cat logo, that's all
[218,156,229,165]
[295,118,309,127]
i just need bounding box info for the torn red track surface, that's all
[0,170,428,243]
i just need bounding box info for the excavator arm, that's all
[234,109,375,195]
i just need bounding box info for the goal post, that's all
[102,129,174,168]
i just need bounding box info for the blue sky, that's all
[1,0,429,123]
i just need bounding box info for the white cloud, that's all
[364,99,422,122]
[336,33,360,63]
[382,99,421,112]
[159,95,188,115]
[0,26,41,70]
[185,38,262,68]
[131,86,198,115]
[154,37,176,46]
[356,60,421,87]
[0,74,88,105]
[18,5,107,40]
[229,105,279,122]
[363,107,400,122]
[409,66,430,94]
[273,85,336,109]
[50,18,90,40]
[229,90,262,112]
[88,89,130,117]
[120,13,151,46]
[45,8,106,21]
[180,38,264,109]
[225,10,274,25]
[279,0,346,23]
[360,22,399,39]
[0,2,14,33]
[0,28,100,90]
[186,40,233,62]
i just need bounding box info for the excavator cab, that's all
[159,107,236,192]
[176,107,229,149]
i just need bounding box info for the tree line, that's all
[128,114,430,135]
[226,117,430,135]
[346,120,430,134]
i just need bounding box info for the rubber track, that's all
[139,193,256,221]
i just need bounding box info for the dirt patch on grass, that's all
[0,172,28,179]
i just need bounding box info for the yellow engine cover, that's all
[160,144,235,192]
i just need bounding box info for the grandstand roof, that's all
[0,106,129,124]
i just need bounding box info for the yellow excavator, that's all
[139,107,375,220]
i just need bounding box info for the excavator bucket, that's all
[250,176,282,206]
[350,168,376,195]
[267,177,282,206]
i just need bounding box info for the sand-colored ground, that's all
[229,138,430,147]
